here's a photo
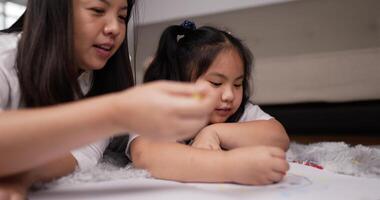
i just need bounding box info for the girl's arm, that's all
[131,137,230,183]
[130,137,289,185]
[193,119,289,151]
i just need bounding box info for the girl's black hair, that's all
[144,24,253,122]
[1,0,137,164]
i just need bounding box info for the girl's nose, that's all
[221,86,234,102]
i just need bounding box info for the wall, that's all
[138,0,293,25]
[134,0,380,104]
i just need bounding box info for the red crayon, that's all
[292,160,324,170]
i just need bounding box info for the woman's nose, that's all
[103,17,121,37]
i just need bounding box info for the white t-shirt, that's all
[0,33,109,170]
[125,102,273,159]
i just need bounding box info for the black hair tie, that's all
[181,20,196,31]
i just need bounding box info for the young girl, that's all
[0,2,219,198]
[128,21,290,185]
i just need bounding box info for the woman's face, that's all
[73,0,128,71]
[196,49,244,124]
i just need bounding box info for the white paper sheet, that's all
[29,163,380,200]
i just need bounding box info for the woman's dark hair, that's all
[1,0,136,107]
[1,0,137,163]
[144,24,253,122]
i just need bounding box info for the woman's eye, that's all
[209,81,222,87]
[234,83,243,88]
[90,8,105,14]
[119,15,127,21]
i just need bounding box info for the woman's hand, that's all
[0,173,30,200]
[191,126,221,150]
[111,81,219,141]
[0,186,25,200]
[225,146,289,185]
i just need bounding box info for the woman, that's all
[0,0,218,198]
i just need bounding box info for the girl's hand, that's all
[191,126,221,150]
[111,81,219,141]
[225,146,289,185]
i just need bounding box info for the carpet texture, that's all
[43,142,380,188]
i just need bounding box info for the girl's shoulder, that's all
[238,102,273,122]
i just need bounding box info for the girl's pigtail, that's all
[143,25,184,82]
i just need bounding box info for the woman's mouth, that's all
[94,44,113,59]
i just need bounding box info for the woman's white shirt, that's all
[0,33,109,170]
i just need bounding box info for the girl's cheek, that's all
[237,94,244,107]
[194,78,206,85]
[194,79,213,90]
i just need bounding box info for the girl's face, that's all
[73,0,128,71]
[196,49,244,124]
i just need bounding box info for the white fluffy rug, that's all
[44,142,380,187]
[287,142,380,178]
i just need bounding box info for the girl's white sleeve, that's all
[239,102,273,122]
[125,133,139,160]
[70,139,110,170]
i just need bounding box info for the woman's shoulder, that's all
[0,33,20,70]
[0,33,22,110]
[0,32,20,53]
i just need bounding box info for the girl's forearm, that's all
[212,119,289,150]
[131,138,232,183]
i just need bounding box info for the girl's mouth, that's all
[214,108,231,117]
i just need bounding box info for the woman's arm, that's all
[130,137,289,185]
[25,154,77,184]
[0,154,76,199]
[193,119,289,151]
[0,95,117,177]
[0,81,218,177]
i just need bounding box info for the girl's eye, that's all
[209,81,222,87]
